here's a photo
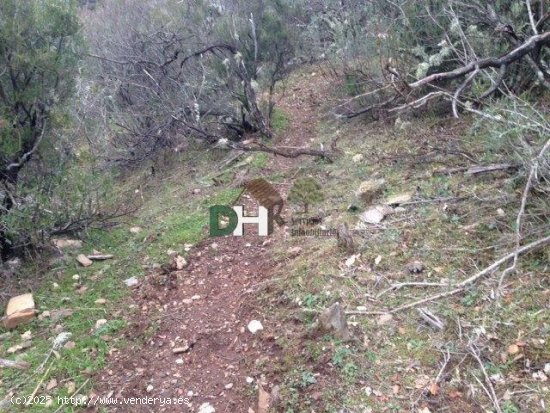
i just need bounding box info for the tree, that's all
[288,177,324,214]
[81,0,334,166]
[0,0,80,259]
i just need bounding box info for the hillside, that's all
[1,1,549,412]
[2,66,548,413]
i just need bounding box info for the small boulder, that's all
[360,208,385,224]
[385,192,413,206]
[247,320,264,334]
[356,179,385,205]
[317,302,351,340]
[52,239,82,249]
[175,255,187,270]
[352,154,364,163]
[124,277,139,287]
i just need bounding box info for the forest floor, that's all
[1,66,549,413]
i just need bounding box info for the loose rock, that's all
[352,154,364,163]
[385,192,413,206]
[356,179,385,205]
[407,261,425,274]
[247,320,264,334]
[317,302,351,340]
[198,403,215,413]
[76,254,93,267]
[52,239,83,249]
[360,208,385,224]
[175,255,188,270]
[95,319,107,329]
[124,277,139,287]
[3,293,36,329]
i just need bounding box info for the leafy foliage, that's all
[288,177,324,213]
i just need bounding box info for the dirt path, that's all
[91,68,335,412]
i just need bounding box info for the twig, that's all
[26,362,52,405]
[0,358,30,370]
[435,348,451,383]
[418,307,445,330]
[452,65,479,118]
[53,379,89,413]
[345,310,389,315]
[433,164,516,175]
[498,138,550,292]
[376,282,448,299]
[469,343,503,413]
[398,196,467,206]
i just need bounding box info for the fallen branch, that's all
[26,362,52,406]
[398,196,467,206]
[498,137,550,292]
[0,358,30,370]
[233,142,333,162]
[417,307,445,330]
[433,163,516,175]
[52,379,89,413]
[339,31,550,118]
[408,32,550,89]
[87,254,114,261]
[469,343,503,413]
[390,235,550,313]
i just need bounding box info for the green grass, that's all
[270,107,290,134]
[250,152,269,169]
[0,149,241,411]
[259,102,549,412]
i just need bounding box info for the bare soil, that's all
[90,68,335,412]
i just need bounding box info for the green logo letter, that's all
[209,205,238,237]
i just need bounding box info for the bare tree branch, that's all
[390,235,550,313]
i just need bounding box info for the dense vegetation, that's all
[0,0,548,261]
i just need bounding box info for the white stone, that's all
[124,277,139,287]
[360,208,385,224]
[95,319,107,329]
[352,154,364,163]
[198,403,215,413]
[247,320,263,334]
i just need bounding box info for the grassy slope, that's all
[258,75,549,412]
[0,147,252,411]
